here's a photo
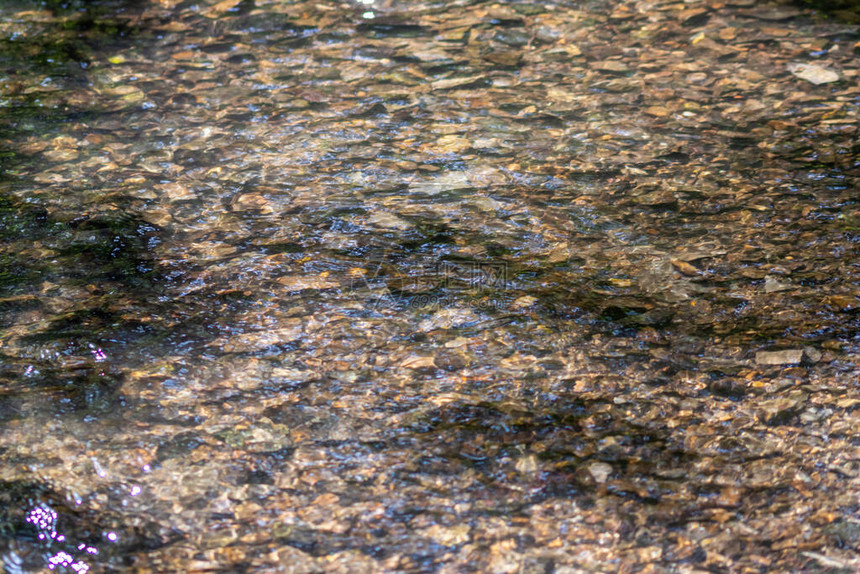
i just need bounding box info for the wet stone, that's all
[755,350,804,366]
[756,395,806,426]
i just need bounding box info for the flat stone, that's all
[588,462,613,483]
[756,349,803,365]
[757,397,804,426]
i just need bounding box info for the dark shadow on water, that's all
[0,190,165,420]
[0,0,232,422]
[0,479,180,572]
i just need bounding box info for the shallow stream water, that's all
[0,0,858,571]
